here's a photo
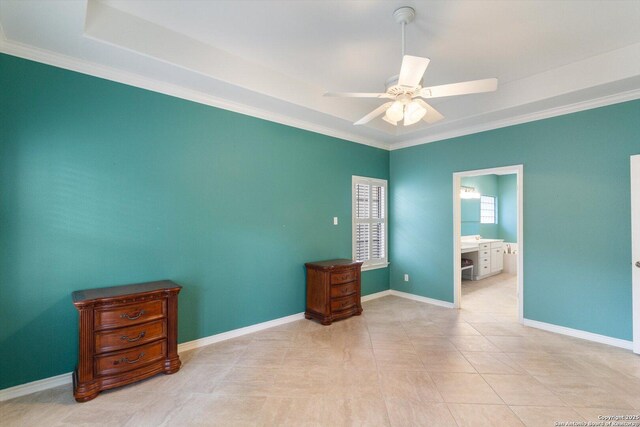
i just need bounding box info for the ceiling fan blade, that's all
[415,99,444,124]
[324,92,392,99]
[398,55,430,87]
[418,78,498,99]
[354,102,393,125]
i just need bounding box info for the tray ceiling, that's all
[1,0,639,149]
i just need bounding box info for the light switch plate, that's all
[333,217,338,225]
[404,274,409,282]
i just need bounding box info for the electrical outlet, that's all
[333,217,338,225]
[404,274,409,282]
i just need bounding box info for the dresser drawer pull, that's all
[340,300,351,308]
[120,331,146,342]
[341,287,351,294]
[115,352,145,365]
[120,310,145,320]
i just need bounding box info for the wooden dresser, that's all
[305,259,363,325]
[72,280,181,402]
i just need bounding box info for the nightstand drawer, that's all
[331,295,358,312]
[330,269,356,285]
[95,340,166,377]
[331,281,358,298]
[95,320,166,354]
[95,299,165,330]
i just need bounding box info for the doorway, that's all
[631,155,640,354]
[452,165,524,322]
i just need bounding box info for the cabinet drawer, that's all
[480,249,490,257]
[95,320,166,354]
[478,264,490,275]
[331,295,357,312]
[95,299,165,330]
[331,281,358,298]
[95,340,166,377]
[479,243,490,250]
[479,257,490,267]
[330,269,356,285]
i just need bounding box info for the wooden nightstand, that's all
[304,259,363,325]
[72,280,181,402]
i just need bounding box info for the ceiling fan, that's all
[325,6,498,127]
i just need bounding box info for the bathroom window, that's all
[480,195,496,224]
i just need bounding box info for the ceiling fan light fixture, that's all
[403,100,427,126]
[326,6,497,128]
[382,114,398,126]
[385,101,404,123]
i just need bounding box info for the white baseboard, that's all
[176,312,305,353]
[0,291,395,402]
[523,318,633,350]
[0,310,306,402]
[361,289,391,302]
[389,289,456,308]
[0,372,73,402]
[8,291,631,402]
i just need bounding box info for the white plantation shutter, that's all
[352,176,388,269]
[355,223,370,261]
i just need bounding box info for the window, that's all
[352,176,388,270]
[480,195,496,224]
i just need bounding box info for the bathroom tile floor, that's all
[2,274,639,426]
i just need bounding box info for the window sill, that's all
[361,262,390,272]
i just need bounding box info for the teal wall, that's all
[460,175,498,238]
[0,54,389,389]
[497,174,518,243]
[390,99,640,340]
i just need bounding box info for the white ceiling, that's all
[1,0,639,150]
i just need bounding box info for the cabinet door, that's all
[491,248,503,272]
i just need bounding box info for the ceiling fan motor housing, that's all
[385,75,422,97]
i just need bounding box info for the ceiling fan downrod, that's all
[393,6,415,58]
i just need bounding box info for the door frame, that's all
[631,155,640,354]
[453,164,524,323]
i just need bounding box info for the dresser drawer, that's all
[95,299,165,331]
[95,340,166,377]
[95,319,166,354]
[479,257,490,268]
[479,249,490,258]
[331,281,358,298]
[479,243,490,250]
[331,295,358,312]
[330,269,356,285]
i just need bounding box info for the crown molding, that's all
[2,32,638,154]
[0,36,391,151]
[390,88,640,151]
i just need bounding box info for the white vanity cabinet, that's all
[461,238,504,280]
[490,242,504,273]
[477,243,492,277]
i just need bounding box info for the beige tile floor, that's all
[2,273,640,426]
